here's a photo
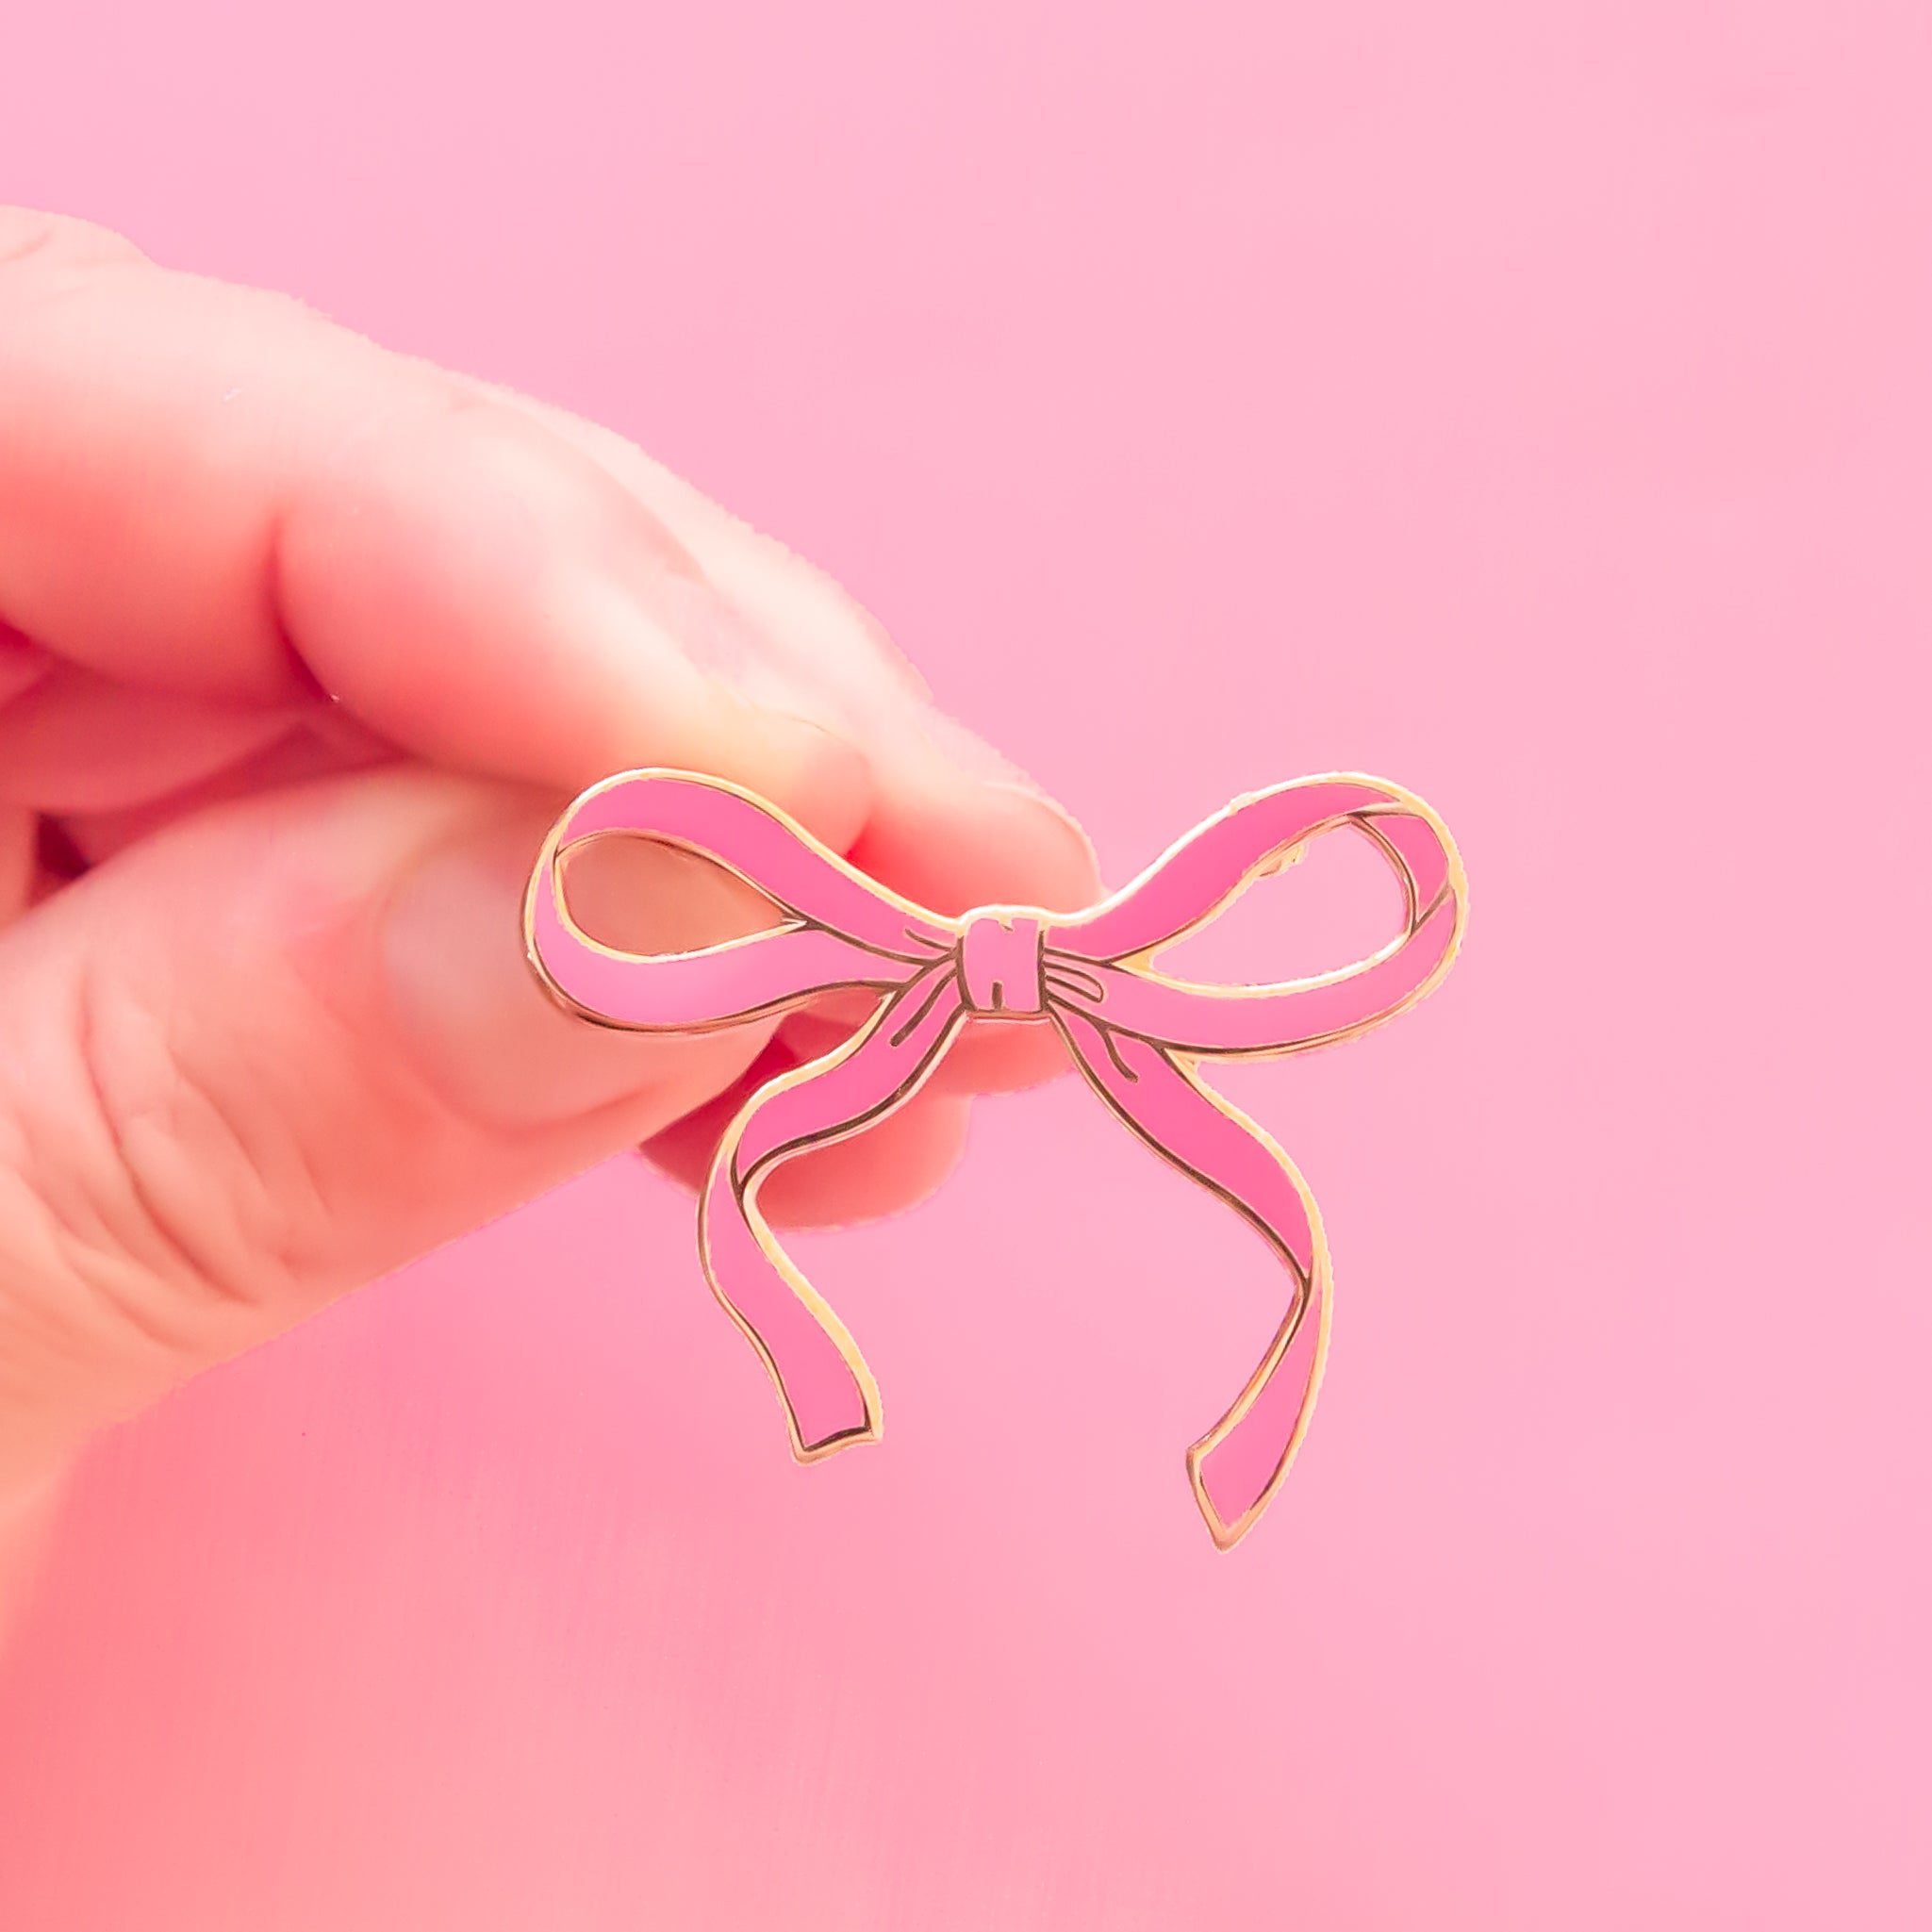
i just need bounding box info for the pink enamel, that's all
[557,771,950,951]
[529,883,898,1029]
[1193,1287,1328,1531]
[730,967,964,1177]
[1055,1013,1326,1535]
[958,915,1047,1015]
[1059,781,1395,960]
[710,970,966,1450]
[1057,894,1460,1056]
[1363,808,1455,913]
[702,1162,874,1450]
[527,768,1462,1546]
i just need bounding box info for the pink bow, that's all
[525,770,1465,1549]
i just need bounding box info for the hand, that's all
[0,210,1098,1594]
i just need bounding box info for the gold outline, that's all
[699,971,969,1462]
[1056,1018,1331,1552]
[523,768,1469,1551]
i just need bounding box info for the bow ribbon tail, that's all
[700,961,966,1461]
[1054,1010,1329,1550]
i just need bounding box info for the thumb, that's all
[0,761,854,1493]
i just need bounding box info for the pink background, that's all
[3,3,1927,1926]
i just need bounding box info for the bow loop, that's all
[525,768,1465,1548]
[1049,779,1451,963]
[524,770,953,1032]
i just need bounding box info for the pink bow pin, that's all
[525,770,1465,1549]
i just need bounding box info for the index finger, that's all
[0,210,1098,923]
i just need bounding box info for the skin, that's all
[0,208,1101,1628]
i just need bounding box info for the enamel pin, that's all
[525,770,1465,1549]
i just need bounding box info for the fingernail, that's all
[984,778,1100,867]
[982,779,1105,910]
[906,702,1103,893]
[380,815,767,1131]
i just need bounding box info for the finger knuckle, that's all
[0,965,319,1383]
[71,963,319,1311]
[0,206,145,279]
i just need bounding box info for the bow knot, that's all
[525,768,1464,1548]
[957,910,1048,1016]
